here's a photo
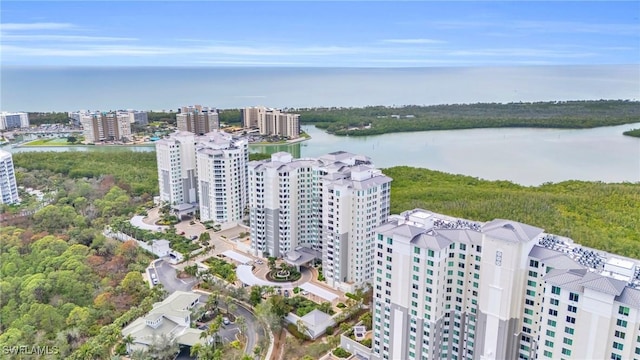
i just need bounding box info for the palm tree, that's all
[296,319,310,339]
[236,316,247,339]
[122,334,134,354]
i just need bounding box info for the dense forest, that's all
[384,166,640,258]
[0,161,160,358]
[295,100,640,136]
[27,112,71,126]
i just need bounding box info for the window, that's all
[545,340,554,348]
[611,354,622,360]
[616,319,627,327]
[567,305,577,313]
[528,270,538,277]
[563,338,573,345]
[527,280,537,287]
[530,260,539,268]
[414,247,421,254]
[548,309,558,316]
[561,348,571,356]
[548,320,556,327]
[613,342,623,350]
[614,331,625,339]
[569,293,579,302]
[564,327,574,335]
[566,316,575,324]
[551,286,561,295]
[550,298,559,306]
[546,330,555,337]
[543,350,552,358]
[618,306,629,316]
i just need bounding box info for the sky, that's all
[1,1,639,67]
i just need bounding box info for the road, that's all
[153,259,266,356]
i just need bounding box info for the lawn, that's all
[23,137,80,146]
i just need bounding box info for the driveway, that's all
[194,295,265,355]
[154,259,266,356]
[154,259,197,293]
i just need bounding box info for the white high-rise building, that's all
[196,131,248,223]
[371,209,640,360]
[0,149,20,204]
[249,151,391,291]
[0,112,29,130]
[155,131,198,206]
[249,152,321,258]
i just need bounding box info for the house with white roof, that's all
[122,291,203,354]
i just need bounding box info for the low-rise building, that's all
[122,291,203,354]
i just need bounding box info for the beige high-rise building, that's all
[80,112,132,143]
[370,209,640,360]
[177,105,219,135]
[241,106,300,139]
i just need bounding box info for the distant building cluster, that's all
[369,208,640,360]
[0,112,29,130]
[0,149,19,205]
[241,106,300,139]
[69,110,148,143]
[155,130,248,224]
[176,105,219,135]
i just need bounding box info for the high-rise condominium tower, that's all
[155,131,198,206]
[177,105,219,135]
[0,149,19,205]
[241,106,300,138]
[371,209,640,360]
[249,151,391,291]
[196,131,248,223]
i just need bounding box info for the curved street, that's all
[153,259,267,357]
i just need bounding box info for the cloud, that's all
[433,19,640,37]
[2,34,138,42]
[381,38,446,44]
[0,22,76,31]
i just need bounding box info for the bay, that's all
[6,123,639,186]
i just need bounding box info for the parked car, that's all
[179,231,186,235]
[301,290,309,296]
[222,317,230,325]
[191,235,198,240]
[284,290,290,298]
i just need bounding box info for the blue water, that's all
[2,65,639,112]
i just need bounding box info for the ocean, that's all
[1,65,639,112]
